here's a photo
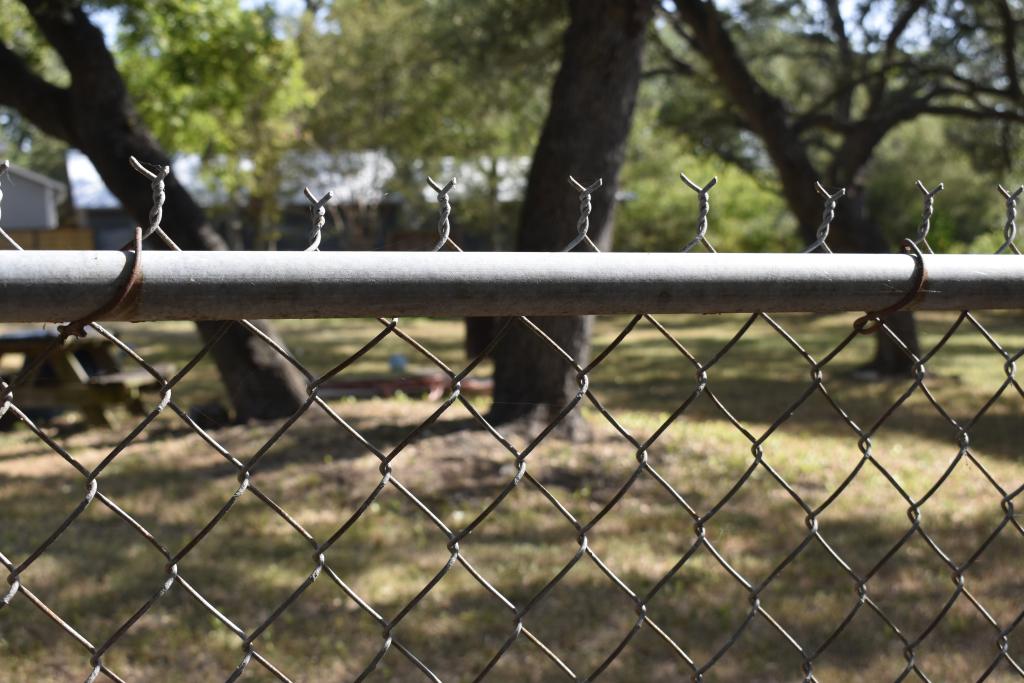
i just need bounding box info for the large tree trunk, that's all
[827,182,920,375]
[778,170,920,374]
[488,0,654,434]
[8,1,307,420]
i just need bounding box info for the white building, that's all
[65,149,532,250]
[1,164,67,231]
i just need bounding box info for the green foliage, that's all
[0,0,66,85]
[653,0,1024,251]
[5,0,1018,256]
[864,117,1010,253]
[0,0,68,176]
[0,118,67,180]
[304,0,564,160]
[0,0,314,236]
[296,0,565,247]
[116,1,312,153]
[616,84,798,253]
[114,0,314,229]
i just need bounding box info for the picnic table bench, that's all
[0,328,169,427]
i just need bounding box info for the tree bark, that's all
[674,0,919,374]
[488,0,654,434]
[5,1,307,420]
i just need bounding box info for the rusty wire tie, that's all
[853,237,927,334]
[58,156,171,337]
[58,226,144,338]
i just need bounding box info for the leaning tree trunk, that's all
[13,1,307,419]
[675,0,920,376]
[488,0,654,434]
[827,182,921,375]
[779,175,921,375]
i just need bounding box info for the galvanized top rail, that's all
[0,250,1021,321]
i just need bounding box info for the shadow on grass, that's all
[2,407,1022,682]
[2,310,1021,681]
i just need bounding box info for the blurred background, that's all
[3,0,1022,256]
[3,2,1024,681]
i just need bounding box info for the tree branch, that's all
[0,39,73,143]
[642,66,687,79]
[919,104,1024,122]
[669,0,826,236]
[996,0,1022,98]
[649,30,695,76]
[656,2,701,53]
[20,0,131,115]
[883,0,926,60]
[824,0,852,65]
[869,0,927,107]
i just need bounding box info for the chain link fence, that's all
[1,159,1023,681]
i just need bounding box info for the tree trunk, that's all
[828,183,920,374]
[12,1,307,420]
[781,177,920,373]
[488,0,654,434]
[675,0,920,375]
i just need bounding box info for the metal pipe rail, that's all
[0,251,1021,322]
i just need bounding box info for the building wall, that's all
[2,182,60,230]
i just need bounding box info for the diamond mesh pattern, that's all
[0,165,1022,681]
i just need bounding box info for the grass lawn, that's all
[1,311,1023,682]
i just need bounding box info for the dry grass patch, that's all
[1,311,1022,681]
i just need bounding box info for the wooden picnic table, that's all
[0,328,168,427]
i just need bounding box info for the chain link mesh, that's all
[0,160,1022,682]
